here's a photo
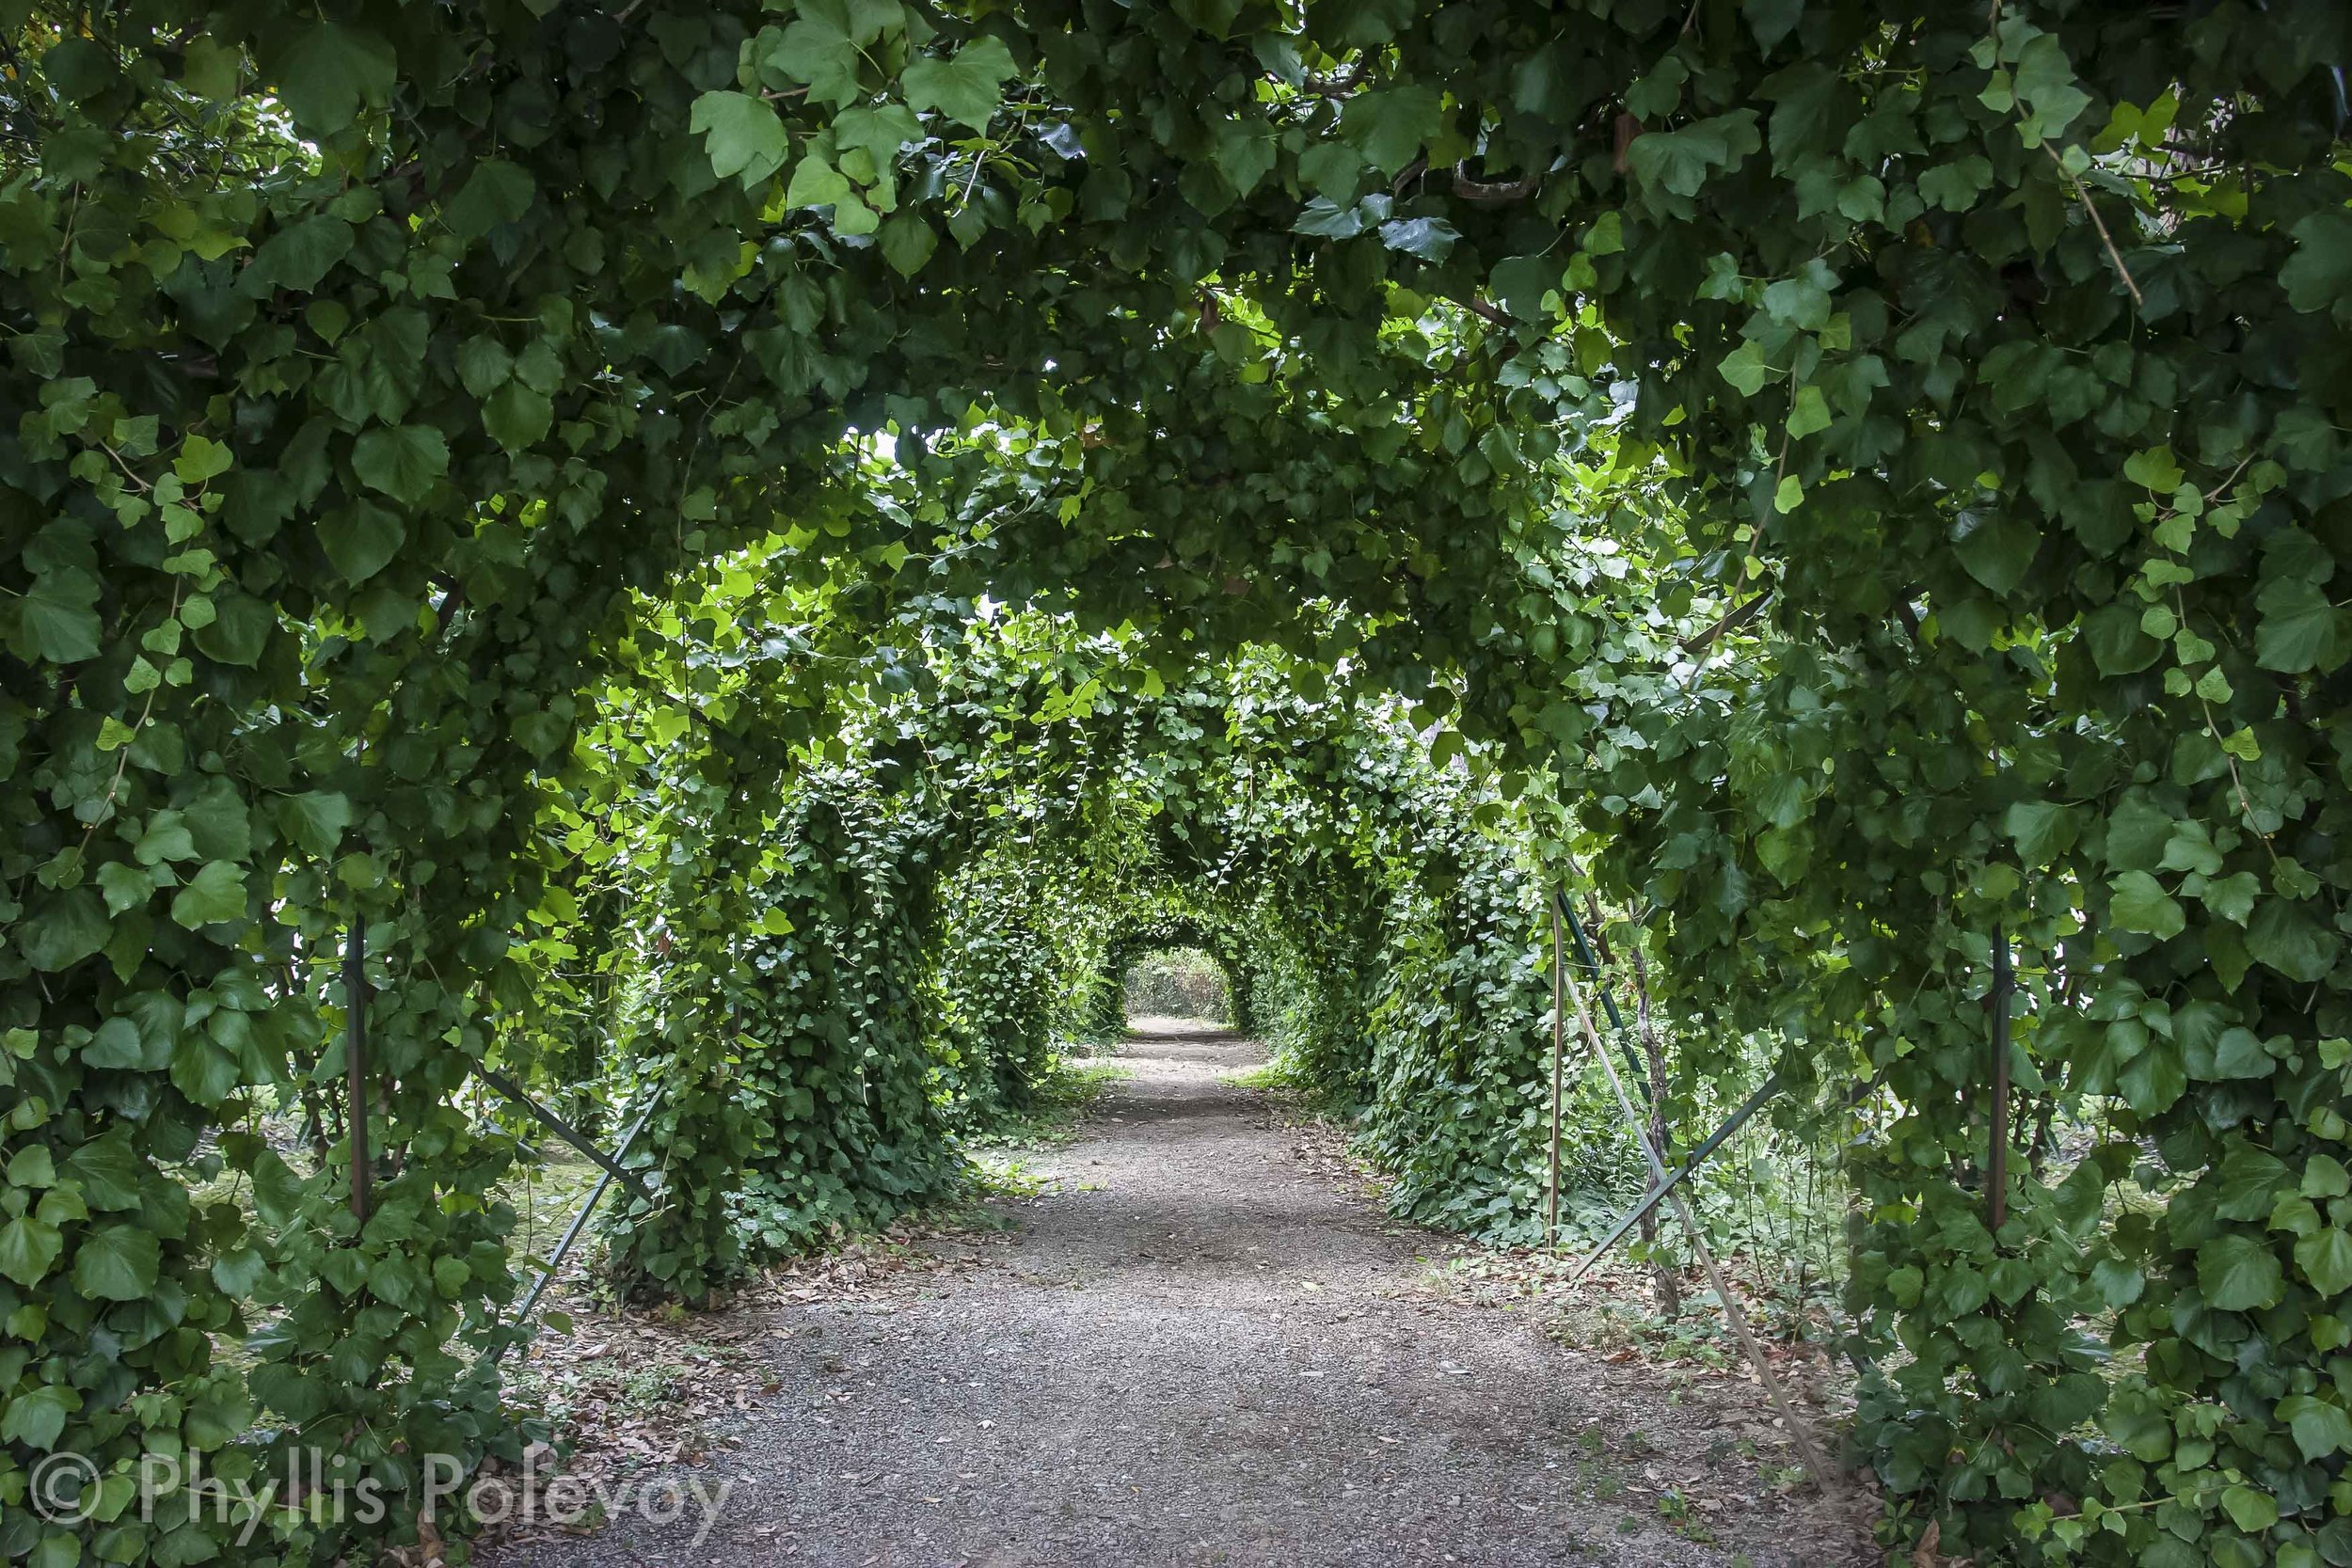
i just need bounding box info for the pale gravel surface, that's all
[502,1022,1867,1568]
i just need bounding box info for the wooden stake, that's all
[1548,903,1565,1250]
[1557,953,1834,1485]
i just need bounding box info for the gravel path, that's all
[503,1022,1861,1567]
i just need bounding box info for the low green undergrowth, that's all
[961,1058,1129,1154]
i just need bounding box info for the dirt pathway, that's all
[504,1022,1860,1567]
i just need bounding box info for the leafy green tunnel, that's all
[544,584,1583,1299]
[5,5,2351,1567]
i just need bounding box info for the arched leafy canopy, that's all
[541,595,1557,1294]
[5,0,2352,1564]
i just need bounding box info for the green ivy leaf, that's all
[320,499,406,585]
[5,1147,50,1189]
[1719,341,1770,395]
[2253,577,2346,673]
[1298,142,1364,203]
[754,5,865,107]
[2217,1141,2291,1219]
[2217,1483,2279,1534]
[690,91,789,187]
[80,1017,149,1069]
[1340,85,1444,175]
[249,1149,310,1228]
[1785,383,1831,438]
[457,337,515,398]
[193,592,276,667]
[70,1224,161,1301]
[250,1362,328,1425]
[2198,1232,2285,1311]
[2010,35,2091,145]
[11,571,103,663]
[351,425,450,507]
[2118,1039,2185,1115]
[2122,446,2184,493]
[170,1037,240,1107]
[2304,1154,2351,1199]
[2211,1027,2274,1080]
[2278,1394,2352,1461]
[94,860,150,916]
[903,35,1018,133]
[786,152,856,211]
[278,792,353,859]
[1955,514,2040,596]
[879,214,938,277]
[1918,158,1994,212]
[61,1133,143,1212]
[169,861,248,928]
[1377,216,1458,261]
[0,1384,75,1450]
[20,890,109,973]
[2082,602,2160,675]
[181,34,241,100]
[0,1216,63,1287]
[1211,118,1277,197]
[1292,197,1364,240]
[444,159,537,240]
[1487,256,1561,321]
[1624,112,1762,198]
[183,779,250,861]
[1740,0,1802,50]
[485,382,554,452]
[2296,1227,2352,1296]
[2247,897,2337,983]
[173,435,232,484]
[2108,871,2185,940]
[270,21,396,136]
[2090,1256,2143,1307]
[2281,209,2352,318]
[2198,869,2259,925]
[834,103,921,182]
[2101,1387,2173,1461]
[212,1247,268,1296]
[1760,261,1834,329]
[240,214,355,296]
[2004,800,2080,867]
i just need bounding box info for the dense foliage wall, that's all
[1167,691,1575,1243]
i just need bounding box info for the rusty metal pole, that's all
[1989,927,2011,1234]
[1558,943,1834,1485]
[1549,902,1565,1250]
[345,921,371,1227]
